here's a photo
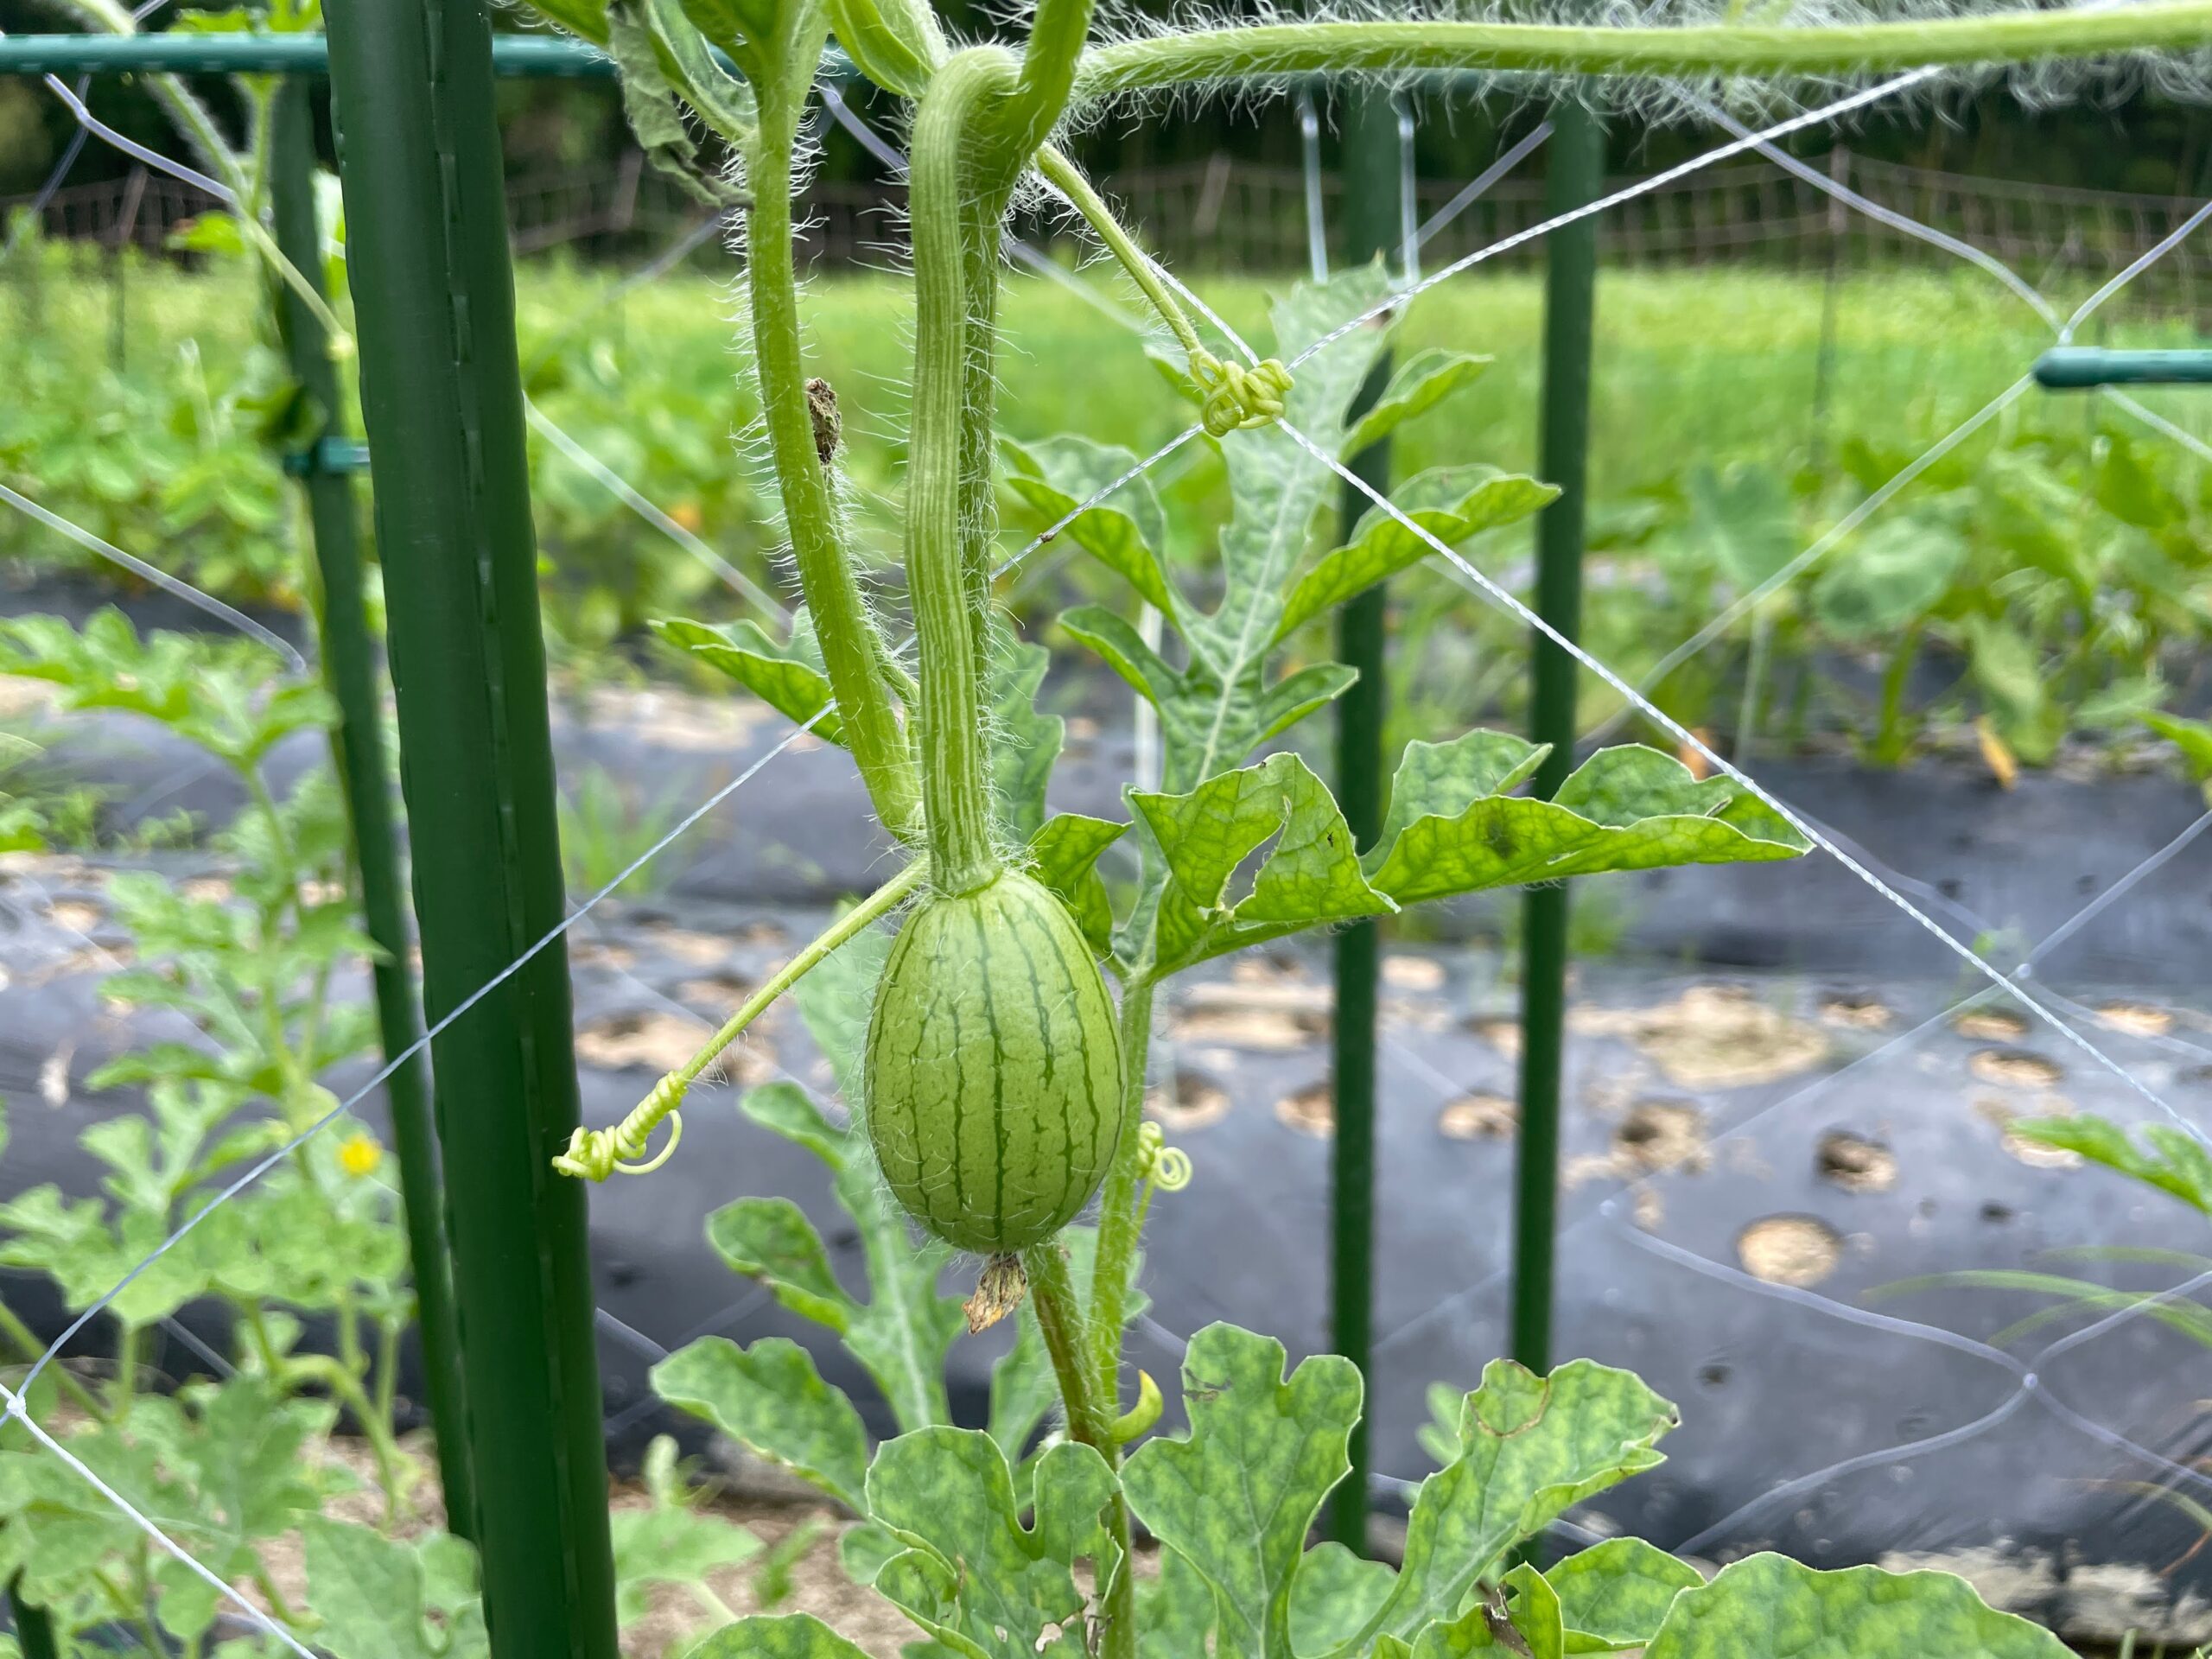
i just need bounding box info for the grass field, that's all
[6,245,2210,753]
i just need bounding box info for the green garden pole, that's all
[1325,83,1402,1556]
[1513,99,1602,1376]
[2033,345,2212,386]
[321,3,618,1655]
[9,1573,56,1659]
[266,78,476,1541]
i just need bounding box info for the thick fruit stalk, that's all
[863,868,1124,1255]
[864,48,1125,1270]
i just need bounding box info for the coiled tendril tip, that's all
[551,1075,689,1180]
[1192,352,1294,437]
[1138,1120,1193,1192]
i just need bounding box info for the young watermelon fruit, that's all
[864,868,1124,1255]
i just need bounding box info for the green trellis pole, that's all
[322,0,618,1652]
[1326,83,1403,1556]
[265,78,477,1541]
[1512,100,1603,1376]
[8,1573,56,1659]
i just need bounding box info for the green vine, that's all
[1073,3,2212,93]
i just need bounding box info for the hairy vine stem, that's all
[1072,3,2212,94]
[907,48,1025,893]
[743,98,923,844]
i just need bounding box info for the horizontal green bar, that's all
[0,28,1491,86]
[0,32,614,77]
[2035,346,2212,389]
[283,436,372,477]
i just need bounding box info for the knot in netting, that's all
[551,1075,688,1180]
[1138,1120,1193,1192]
[1192,352,1294,437]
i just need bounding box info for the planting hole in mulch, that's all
[2094,1000,2174,1038]
[1564,1100,1709,1192]
[1975,1096,2084,1167]
[1437,1093,1516,1140]
[1614,1100,1709,1174]
[1816,1131,1897,1193]
[1382,954,1446,992]
[1465,1015,1522,1058]
[1146,1071,1231,1132]
[1173,977,1331,1051]
[1969,1048,2066,1089]
[1275,1083,1334,1137]
[575,1009,780,1083]
[1738,1214,1844,1286]
[1572,985,1828,1089]
[1955,1009,2030,1040]
[1818,992,1893,1031]
[677,971,758,1011]
[42,898,103,934]
[635,920,735,966]
[570,938,639,971]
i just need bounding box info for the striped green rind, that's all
[864,870,1125,1254]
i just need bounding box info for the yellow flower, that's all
[339,1133,383,1179]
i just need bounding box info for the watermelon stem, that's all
[740,84,923,843]
[906,49,1023,895]
[550,858,928,1181]
[1022,1239,1112,1452]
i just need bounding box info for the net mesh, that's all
[2,27,2210,1649]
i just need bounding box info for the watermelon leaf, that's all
[1643,1554,2069,1658]
[652,1336,873,1512]
[1543,1538,1703,1652]
[690,1613,877,1658]
[653,613,846,747]
[1338,349,1493,460]
[1341,1360,1677,1653]
[865,1432,1117,1659]
[609,1435,763,1623]
[1121,1323,1363,1659]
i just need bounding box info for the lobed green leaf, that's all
[867,1432,1117,1659]
[1338,350,1493,460]
[690,1613,877,1658]
[1345,1359,1677,1652]
[1122,1323,1363,1659]
[652,1336,873,1511]
[1543,1537,1703,1652]
[654,614,847,746]
[1643,1554,2069,1658]
[1276,471,1555,645]
[1026,813,1128,956]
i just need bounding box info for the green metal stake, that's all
[322,2,618,1654]
[2034,345,2212,387]
[1325,82,1402,1557]
[1513,99,1601,1377]
[9,1572,57,1659]
[266,77,476,1541]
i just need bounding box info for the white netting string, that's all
[6,16,2211,1639]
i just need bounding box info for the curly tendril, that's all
[1192,352,1294,436]
[553,1077,688,1179]
[1137,1121,1193,1192]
